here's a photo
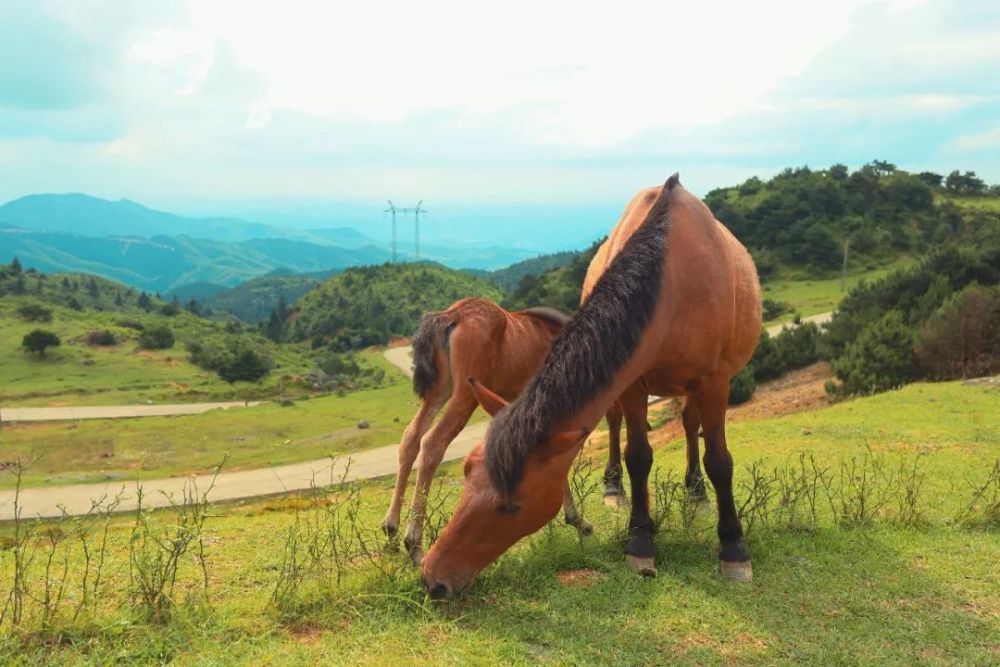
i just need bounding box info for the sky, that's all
[0,0,998,240]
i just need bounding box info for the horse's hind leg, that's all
[682,396,707,501]
[603,402,626,508]
[562,480,593,536]
[403,392,477,566]
[694,374,752,582]
[381,391,445,545]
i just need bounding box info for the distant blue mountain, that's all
[0,193,377,246]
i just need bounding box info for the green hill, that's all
[503,239,604,312]
[204,272,328,322]
[0,259,386,406]
[484,250,580,292]
[704,162,999,278]
[287,262,504,348]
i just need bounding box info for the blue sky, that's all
[0,0,998,241]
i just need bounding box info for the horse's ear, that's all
[540,427,589,459]
[468,377,508,417]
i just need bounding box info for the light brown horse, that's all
[421,175,761,598]
[381,297,593,565]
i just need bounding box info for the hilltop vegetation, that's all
[480,249,580,292]
[503,240,604,312]
[705,161,998,278]
[0,259,393,406]
[286,262,503,349]
[201,272,327,323]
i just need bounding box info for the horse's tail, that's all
[411,311,457,399]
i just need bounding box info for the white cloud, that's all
[951,125,1000,152]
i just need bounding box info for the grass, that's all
[0,297,334,407]
[0,349,419,488]
[761,261,908,324]
[1,380,998,664]
[940,195,1000,212]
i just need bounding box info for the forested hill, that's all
[285,263,503,349]
[505,163,999,312]
[704,163,998,278]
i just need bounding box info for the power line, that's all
[383,200,428,262]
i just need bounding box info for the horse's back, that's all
[583,180,761,382]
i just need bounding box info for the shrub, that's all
[318,351,362,378]
[832,310,920,395]
[916,284,1000,379]
[775,322,822,370]
[762,298,791,321]
[189,336,272,383]
[219,348,271,383]
[138,325,175,350]
[115,319,145,331]
[729,365,756,405]
[749,323,823,384]
[16,303,53,322]
[85,330,119,346]
[22,329,61,356]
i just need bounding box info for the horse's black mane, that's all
[485,175,678,496]
[517,306,572,328]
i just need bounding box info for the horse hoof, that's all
[603,493,625,509]
[408,548,424,568]
[381,521,398,539]
[720,560,753,583]
[626,555,657,577]
[574,520,594,536]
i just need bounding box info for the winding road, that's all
[0,345,481,521]
[0,401,262,424]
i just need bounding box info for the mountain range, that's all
[0,194,541,292]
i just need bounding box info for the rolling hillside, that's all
[0,228,392,292]
[287,262,504,347]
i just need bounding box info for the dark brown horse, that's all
[421,176,761,597]
[381,297,593,565]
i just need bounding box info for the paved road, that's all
[0,401,263,424]
[383,345,415,379]
[0,349,467,521]
[0,421,486,521]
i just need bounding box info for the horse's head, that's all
[420,378,587,599]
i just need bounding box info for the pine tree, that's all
[11,256,22,274]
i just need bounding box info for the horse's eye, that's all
[497,502,521,515]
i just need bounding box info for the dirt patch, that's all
[388,337,412,348]
[288,622,324,644]
[135,350,181,367]
[555,568,607,588]
[676,631,768,661]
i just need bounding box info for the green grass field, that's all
[940,195,1000,212]
[0,297,333,407]
[2,380,997,664]
[760,261,908,324]
[0,349,417,488]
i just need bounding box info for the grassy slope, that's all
[0,297,321,407]
[760,261,907,324]
[0,349,414,487]
[2,381,998,664]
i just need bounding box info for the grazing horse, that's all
[590,240,708,506]
[381,297,593,565]
[421,175,761,598]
